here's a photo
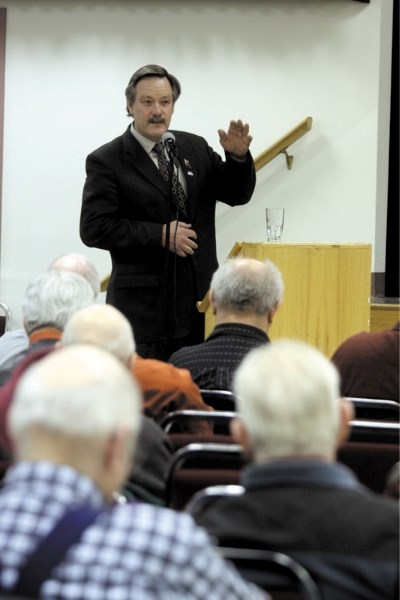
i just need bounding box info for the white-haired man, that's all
[0,270,94,386]
[0,253,100,368]
[194,340,399,600]
[169,257,283,390]
[0,345,266,599]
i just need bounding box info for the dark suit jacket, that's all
[195,460,399,600]
[80,127,256,343]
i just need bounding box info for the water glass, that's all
[266,208,285,242]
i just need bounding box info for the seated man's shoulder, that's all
[169,342,205,365]
[132,356,210,411]
[111,501,210,547]
[334,325,399,357]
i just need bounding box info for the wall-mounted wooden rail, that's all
[254,116,313,171]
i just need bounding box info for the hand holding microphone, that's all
[161,220,198,257]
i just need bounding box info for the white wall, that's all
[0,0,393,327]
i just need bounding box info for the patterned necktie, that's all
[153,142,188,218]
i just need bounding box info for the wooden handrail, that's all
[254,116,313,171]
[101,274,110,293]
[100,117,313,292]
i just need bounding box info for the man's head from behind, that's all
[233,339,351,462]
[61,304,135,366]
[210,258,283,330]
[23,270,95,336]
[9,345,142,501]
[48,253,100,299]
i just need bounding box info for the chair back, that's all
[167,432,236,452]
[218,547,322,600]
[337,440,399,493]
[200,389,237,411]
[166,442,245,509]
[186,483,245,518]
[0,302,12,336]
[348,398,400,422]
[159,409,236,434]
[349,419,400,443]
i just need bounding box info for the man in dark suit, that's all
[80,64,256,360]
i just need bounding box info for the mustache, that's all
[148,117,165,124]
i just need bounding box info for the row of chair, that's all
[164,440,399,509]
[160,408,400,442]
[160,408,399,509]
[198,389,400,421]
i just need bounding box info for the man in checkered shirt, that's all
[0,344,267,599]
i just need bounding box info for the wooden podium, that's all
[197,242,372,357]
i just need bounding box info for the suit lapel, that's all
[175,136,199,221]
[121,127,200,220]
[121,127,170,197]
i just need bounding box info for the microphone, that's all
[161,131,178,163]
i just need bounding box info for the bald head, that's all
[61,304,135,365]
[49,253,100,299]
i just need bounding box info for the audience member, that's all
[61,304,212,427]
[61,303,179,503]
[194,340,399,600]
[0,345,266,598]
[48,252,101,298]
[0,253,100,367]
[125,414,173,505]
[0,341,173,506]
[331,322,399,401]
[169,257,283,390]
[0,270,94,386]
[0,347,57,456]
[0,329,28,368]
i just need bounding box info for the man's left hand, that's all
[218,119,253,158]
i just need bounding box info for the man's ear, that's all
[103,428,131,472]
[267,300,282,325]
[209,290,217,316]
[230,417,250,449]
[337,397,355,446]
[100,428,133,503]
[126,352,136,368]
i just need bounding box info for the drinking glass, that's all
[266,208,285,242]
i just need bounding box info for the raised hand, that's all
[218,119,253,158]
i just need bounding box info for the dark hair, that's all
[125,64,181,116]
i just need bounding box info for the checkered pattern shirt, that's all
[0,461,267,599]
